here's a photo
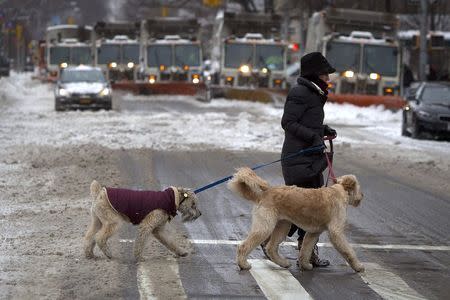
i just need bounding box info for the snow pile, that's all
[0,72,448,154]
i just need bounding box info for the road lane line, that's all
[248,259,313,300]
[120,239,450,251]
[360,262,428,300]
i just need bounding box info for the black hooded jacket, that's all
[281,76,328,184]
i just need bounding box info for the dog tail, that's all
[227,167,270,203]
[90,180,102,198]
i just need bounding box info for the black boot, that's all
[310,244,330,267]
[296,240,330,268]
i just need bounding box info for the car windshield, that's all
[224,43,253,68]
[326,41,360,72]
[255,44,284,71]
[50,47,70,65]
[421,86,450,104]
[174,44,200,67]
[123,44,139,63]
[147,45,172,67]
[97,44,120,64]
[60,69,106,83]
[363,45,398,77]
[71,47,91,65]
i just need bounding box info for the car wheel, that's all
[401,115,410,137]
[411,119,422,139]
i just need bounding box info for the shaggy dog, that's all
[84,180,201,261]
[228,167,364,272]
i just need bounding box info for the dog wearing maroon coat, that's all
[84,180,201,261]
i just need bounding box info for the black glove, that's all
[324,125,337,137]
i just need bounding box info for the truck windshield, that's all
[326,42,360,72]
[363,45,398,77]
[71,47,91,65]
[97,44,120,64]
[50,47,70,65]
[174,45,200,67]
[123,44,140,63]
[255,45,284,71]
[147,45,172,67]
[60,69,106,83]
[224,43,253,68]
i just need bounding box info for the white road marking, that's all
[137,257,187,300]
[248,259,313,300]
[120,239,450,251]
[186,239,450,251]
[360,262,428,300]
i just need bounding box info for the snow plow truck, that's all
[209,11,288,104]
[43,24,93,82]
[305,7,405,109]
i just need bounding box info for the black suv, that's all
[0,55,10,77]
[402,82,450,139]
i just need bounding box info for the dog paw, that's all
[278,260,291,268]
[238,261,252,270]
[301,262,313,271]
[177,250,189,257]
[353,263,365,273]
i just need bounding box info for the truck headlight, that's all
[149,75,156,84]
[60,62,68,69]
[192,74,200,84]
[261,67,268,74]
[127,62,134,69]
[369,73,380,80]
[99,88,111,97]
[58,88,69,97]
[343,70,354,78]
[239,64,250,74]
[109,62,117,68]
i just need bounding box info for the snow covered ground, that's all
[1,72,448,157]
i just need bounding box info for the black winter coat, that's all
[281,77,328,185]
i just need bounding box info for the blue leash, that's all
[193,144,325,194]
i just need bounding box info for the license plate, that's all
[80,98,92,104]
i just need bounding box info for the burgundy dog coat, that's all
[106,187,177,225]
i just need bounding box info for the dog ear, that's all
[338,175,356,192]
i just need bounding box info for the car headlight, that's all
[417,110,433,119]
[99,87,111,97]
[58,88,69,97]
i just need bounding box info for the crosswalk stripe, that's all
[137,257,187,300]
[248,259,313,300]
[360,262,428,300]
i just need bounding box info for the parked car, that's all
[0,55,10,77]
[402,81,450,139]
[55,66,112,111]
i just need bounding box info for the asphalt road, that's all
[111,148,449,299]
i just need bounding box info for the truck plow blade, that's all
[111,81,208,100]
[328,93,406,110]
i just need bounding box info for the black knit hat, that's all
[300,52,336,77]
